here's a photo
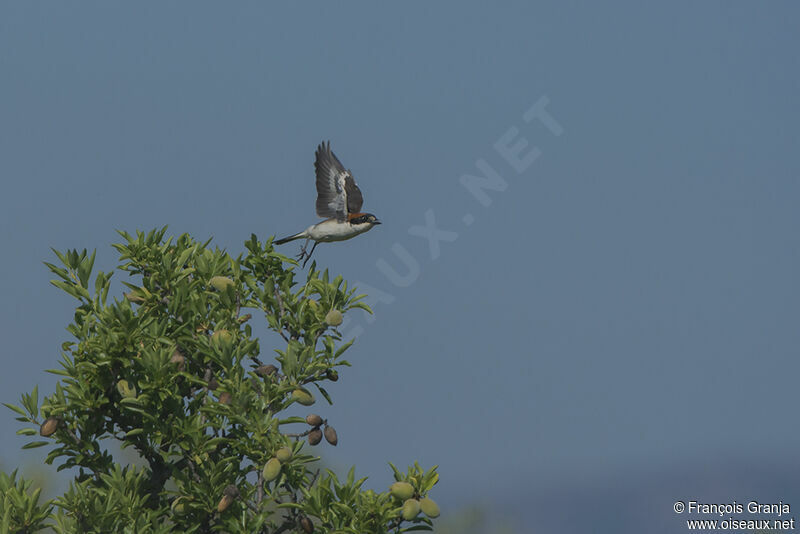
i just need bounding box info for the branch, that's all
[284,428,314,439]
[272,282,306,342]
[274,519,297,534]
[271,284,291,343]
[308,468,320,487]
[257,468,264,505]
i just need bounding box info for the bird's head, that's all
[350,213,381,226]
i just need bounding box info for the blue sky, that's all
[1,3,799,532]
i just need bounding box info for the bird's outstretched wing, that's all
[314,141,364,221]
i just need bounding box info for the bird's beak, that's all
[373,219,382,225]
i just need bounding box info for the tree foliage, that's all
[4,228,439,533]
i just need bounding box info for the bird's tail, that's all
[274,231,306,245]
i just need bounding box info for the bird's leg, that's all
[302,242,319,268]
[296,239,311,261]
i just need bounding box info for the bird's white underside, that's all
[305,219,375,243]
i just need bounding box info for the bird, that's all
[274,141,381,267]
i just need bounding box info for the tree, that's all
[3,228,439,533]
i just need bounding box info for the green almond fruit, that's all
[324,309,343,326]
[171,497,189,515]
[209,276,234,291]
[292,388,315,406]
[39,417,59,437]
[419,497,440,518]
[211,329,233,344]
[262,457,281,482]
[275,447,292,463]
[116,380,137,399]
[401,498,421,521]
[390,481,414,500]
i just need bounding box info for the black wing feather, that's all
[344,174,363,215]
[314,141,364,220]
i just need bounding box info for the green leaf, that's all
[2,403,27,417]
[50,247,68,266]
[21,441,49,449]
[43,261,70,281]
[315,385,333,405]
[335,339,355,359]
[77,249,96,287]
[275,502,303,510]
[277,417,307,425]
[389,462,403,480]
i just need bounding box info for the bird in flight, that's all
[274,141,381,267]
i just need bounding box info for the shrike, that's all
[275,141,381,267]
